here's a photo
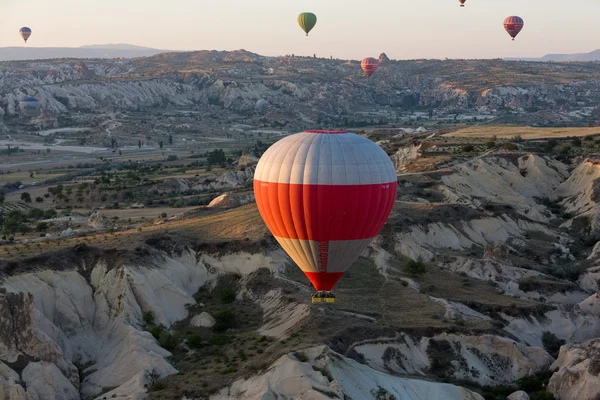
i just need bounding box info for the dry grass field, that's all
[445,125,600,140]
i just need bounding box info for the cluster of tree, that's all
[0,208,57,237]
[207,149,226,166]
[252,140,272,158]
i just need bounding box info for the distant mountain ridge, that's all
[0,43,175,61]
[506,49,600,62]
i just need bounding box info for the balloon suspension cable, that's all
[311,291,336,304]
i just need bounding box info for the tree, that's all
[159,141,164,150]
[35,222,49,233]
[0,194,4,205]
[485,141,496,149]
[404,259,427,276]
[138,140,142,149]
[207,149,226,166]
[462,145,475,153]
[35,196,43,203]
[46,148,51,154]
[20,192,32,203]
[168,134,173,146]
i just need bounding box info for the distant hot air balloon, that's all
[361,57,379,78]
[298,12,317,36]
[504,16,524,41]
[19,27,32,43]
[256,99,269,113]
[459,0,466,7]
[19,97,40,117]
[254,130,398,303]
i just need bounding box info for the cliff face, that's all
[0,251,206,399]
[5,55,600,125]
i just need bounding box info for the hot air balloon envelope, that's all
[19,97,40,117]
[19,27,32,43]
[504,16,524,40]
[253,130,398,294]
[459,0,466,6]
[361,57,379,78]
[298,12,317,36]
[256,99,269,112]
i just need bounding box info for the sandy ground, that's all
[445,125,600,139]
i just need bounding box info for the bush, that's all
[503,142,518,151]
[584,135,594,141]
[294,351,308,362]
[462,145,475,152]
[187,334,203,349]
[530,392,556,400]
[213,308,237,332]
[542,331,565,357]
[149,326,163,340]
[209,335,232,346]
[404,259,427,276]
[220,287,236,304]
[152,380,165,391]
[143,311,155,325]
[159,331,175,351]
[572,138,582,147]
[485,141,496,149]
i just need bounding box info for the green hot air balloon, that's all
[298,12,317,36]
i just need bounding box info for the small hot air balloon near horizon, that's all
[253,130,398,303]
[504,16,524,41]
[19,27,32,43]
[255,99,269,113]
[19,97,40,117]
[298,12,317,36]
[459,0,466,7]
[361,57,379,78]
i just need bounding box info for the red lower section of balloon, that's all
[304,272,344,291]
[254,180,397,241]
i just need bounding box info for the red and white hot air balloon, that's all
[361,57,379,78]
[504,16,524,41]
[254,130,398,303]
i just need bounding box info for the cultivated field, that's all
[445,125,600,139]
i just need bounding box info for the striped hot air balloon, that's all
[504,16,524,40]
[361,57,379,78]
[253,130,398,302]
[459,0,466,7]
[19,27,32,43]
[298,12,317,36]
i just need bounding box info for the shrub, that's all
[462,145,475,152]
[143,311,155,325]
[209,335,232,346]
[404,259,427,276]
[213,308,237,332]
[220,287,236,304]
[187,334,203,349]
[542,331,565,357]
[584,135,594,141]
[294,351,308,362]
[159,331,175,351]
[503,142,518,151]
[149,326,163,340]
[485,141,496,149]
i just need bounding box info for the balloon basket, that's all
[311,291,335,304]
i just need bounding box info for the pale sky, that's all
[1,0,600,59]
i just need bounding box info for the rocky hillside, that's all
[1,153,600,399]
[4,52,600,127]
